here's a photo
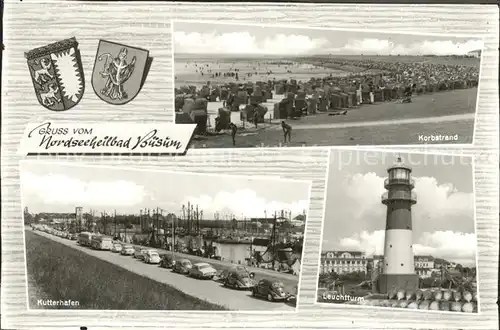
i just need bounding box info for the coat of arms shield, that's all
[25,37,85,111]
[91,40,151,105]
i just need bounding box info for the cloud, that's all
[324,172,476,265]
[174,29,482,55]
[174,31,329,55]
[340,38,483,56]
[181,188,309,219]
[338,230,477,266]
[22,172,148,208]
[330,172,474,234]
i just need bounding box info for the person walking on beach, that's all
[229,122,237,146]
[253,111,259,128]
[282,121,292,143]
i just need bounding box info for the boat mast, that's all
[272,211,277,269]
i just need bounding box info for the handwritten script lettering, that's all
[26,122,185,152]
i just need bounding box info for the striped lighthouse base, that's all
[377,274,419,294]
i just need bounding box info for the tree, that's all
[462,267,471,277]
[23,210,34,225]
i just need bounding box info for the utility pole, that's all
[191,204,194,235]
[196,205,199,235]
[272,211,277,270]
[156,207,160,245]
[182,205,186,233]
[170,213,176,257]
[187,202,191,234]
[140,209,143,233]
[200,210,203,235]
[114,210,117,238]
[148,208,153,245]
[124,214,128,243]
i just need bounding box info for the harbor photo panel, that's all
[20,161,312,312]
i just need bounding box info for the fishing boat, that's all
[216,236,253,244]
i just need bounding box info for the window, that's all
[401,263,404,266]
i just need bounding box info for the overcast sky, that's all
[322,151,476,267]
[20,162,311,220]
[174,22,483,56]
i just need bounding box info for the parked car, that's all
[224,269,256,290]
[134,248,148,260]
[188,262,217,279]
[251,279,290,302]
[70,234,78,240]
[215,265,251,282]
[120,245,135,256]
[141,249,157,260]
[159,254,176,268]
[111,243,123,253]
[172,259,192,274]
[144,251,161,264]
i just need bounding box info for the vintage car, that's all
[223,269,256,290]
[111,243,123,253]
[188,262,217,279]
[140,249,157,260]
[251,279,290,302]
[172,259,192,274]
[120,245,135,256]
[134,248,148,260]
[159,254,176,268]
[215,265,251,282]
[144,251,161,264]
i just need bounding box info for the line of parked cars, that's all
[159,253,294,302]
[31,224,78,240]
[30,226,297,303]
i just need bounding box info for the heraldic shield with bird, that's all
[92,40,150,105]
[25,37,85,111]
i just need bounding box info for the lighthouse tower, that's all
[377,156,419,293]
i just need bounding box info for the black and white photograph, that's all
[174,21,482,148]
[21,161,311,311]
[316,151,478,313]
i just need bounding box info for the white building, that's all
[371,254,438,278]
[320,251,368,274]
[290,219,305,227]
[414,255,435,278]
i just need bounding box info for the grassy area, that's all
[25,231,227,310]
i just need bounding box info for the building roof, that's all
[322,251,364,257]
[414,255,435,260]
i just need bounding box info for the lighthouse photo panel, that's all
[316,150,478,314]
[20,161,312,312]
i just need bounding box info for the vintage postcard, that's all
[173,21,482,148]
[316,150,478,313]
[21,161,311,311]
